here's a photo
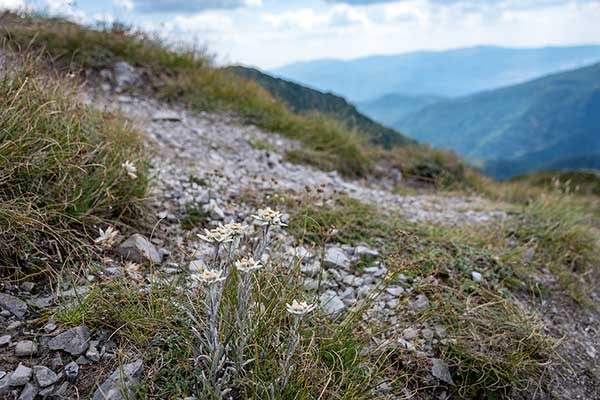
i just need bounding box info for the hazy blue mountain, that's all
[395,63,600,179]
[357,94,444,126]
[228,65,412,147]
[271,45,600,102]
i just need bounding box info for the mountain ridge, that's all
[396,62,600,178]
[271,44,600,101]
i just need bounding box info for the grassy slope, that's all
[228,65,413,147]
[0,54,148,274]
[1,12,476,187]
[397,63,600,178]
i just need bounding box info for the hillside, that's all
[357,93,444,126]
[1,12,600,400]
[272,45,600,101]
[397,63,600,178]
[228,66,412,147]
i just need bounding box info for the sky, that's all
[2,0,600,68]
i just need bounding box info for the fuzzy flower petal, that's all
[286,299,316,316]
[252,207,287,227]
[234,257,262,274]
[121,160,138,179]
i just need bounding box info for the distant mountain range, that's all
[357,94,444,126]
[396,63,600,179]
[271,45,600,102]
[228,66,412,147]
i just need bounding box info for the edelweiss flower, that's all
[234,257,262,274]
[191,269,226,286]
[197,225,233,244]
[286,299,316,316]
[224,222,247,237]
[94,226,119,247]
[252,207,287,227]
[124,261,144,282]
[121,160,137,179]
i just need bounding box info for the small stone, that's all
[43,322,58,333]
[355,245,380,260]
[18,382,39,400]
[20,282,35,292]
[86,345,101,362]
[116,234,162,265]
[91,359,143,400]
[303,278,319,291]
[324,247,351,270]
[9,364,32,386]
[48,326,90,355]
[7,321,23,330]
[0,374,10,395]
[113,61,137,88]
[51,354,64,370]
[0,334,11,346]
[403,328,419,340]
[397,338,415,351]
[471,271,483,282]
[0,293,28,319]
[15,341,38,357]
[320,291,346,316]
[76,355,90,365]
[33,366,59,387]
[38,384,56,397]
[54,382,69,397]
[412,294,429,313]
[300,261,321,278]
[152,110,182,122]
[431,358,454,384]
[64,361,79,382]
[385,287,405,296]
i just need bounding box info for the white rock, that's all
[324,247,350,270]
[320,291,346,316]
[471,271,483,282]
[9,364,32,386]
[117,234,162,265]
[15,341,38,357]
[355,245,380,260]
[385,287,405,296]
[33,366,59,388]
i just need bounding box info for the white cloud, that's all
[0,0,26,11]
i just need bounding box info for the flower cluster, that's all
[187,207,316,395]
[121,160,137,179]
[191,268,226,286]
[94,226,119,247]
[234,257,262,274]
[286,299,317,316]
[252,207,287,227]
[197,222,248,245]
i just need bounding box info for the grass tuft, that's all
[0,55,148,275]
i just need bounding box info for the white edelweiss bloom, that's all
[197,225,233,244]
[121,160,138,179]
[191,269,226,286]
[252,207,287,227]
[94,226,119,247]
[234,257,262,274]
[124,261,143,282]
[286,299,317,316]
[224,222,247,237]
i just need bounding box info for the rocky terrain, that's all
[1,57,599,399]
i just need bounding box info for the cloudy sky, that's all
[3,0,600,68]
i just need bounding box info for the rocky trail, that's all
[0,62,598,399]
